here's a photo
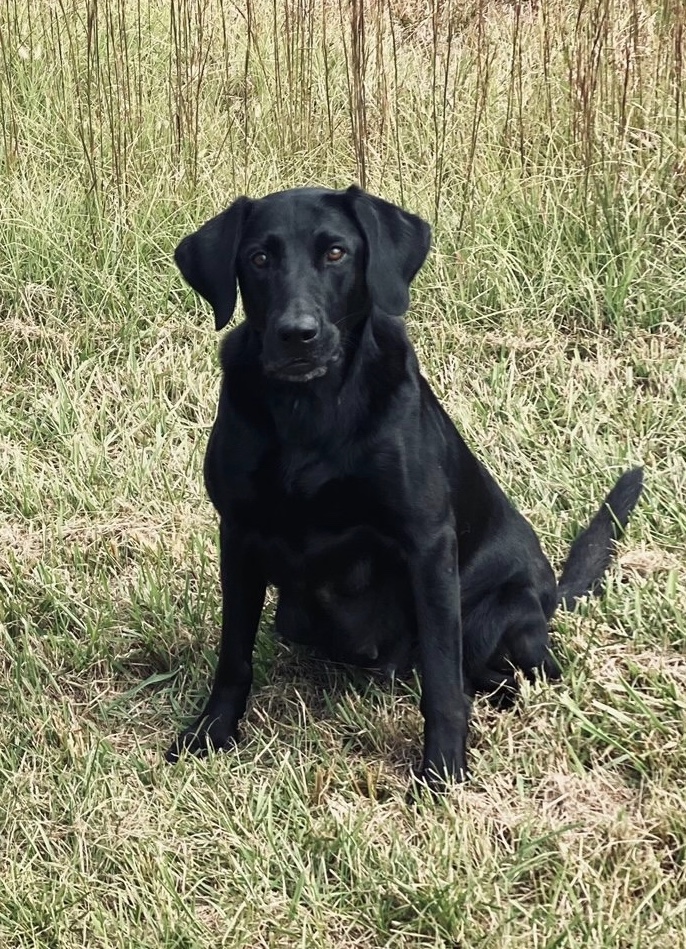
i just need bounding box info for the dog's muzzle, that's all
[263,350,341,383]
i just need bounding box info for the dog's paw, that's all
[406,760,470,802]
[165,716,239,764]
[484,676,519,710]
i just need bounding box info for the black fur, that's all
[167,185,643,790]
[557,467,644,608]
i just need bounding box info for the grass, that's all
[1,0,685,946]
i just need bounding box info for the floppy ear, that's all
[174,196,252,330]
[345,185,431,316]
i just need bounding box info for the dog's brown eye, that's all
[326,246,346,262]
[251,251,268,268]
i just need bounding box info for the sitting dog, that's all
[166,185,643,788]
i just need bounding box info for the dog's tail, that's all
[557,467,644,610]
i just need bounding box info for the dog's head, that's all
[174,185,431,383]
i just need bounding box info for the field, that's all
[1,1,685,946]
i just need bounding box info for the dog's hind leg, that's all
[274,589,317,647]
[503,589,561,683]
[466,667,519,707]
[463,587,560,705]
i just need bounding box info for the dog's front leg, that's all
[166,518,266,762]
[410,526,469,791]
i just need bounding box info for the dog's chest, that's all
[238,385,397,581]
[257,446,362,530]
[246,448,390,583]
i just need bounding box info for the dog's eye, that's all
[251,251,268,268]
[326,246,346,262]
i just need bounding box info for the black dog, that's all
[167,185,643,788]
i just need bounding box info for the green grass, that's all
[1,1,685,946]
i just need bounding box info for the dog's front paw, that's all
[407,757,470,800]
[165,714,239,764]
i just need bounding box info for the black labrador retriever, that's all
[167,185,643,788]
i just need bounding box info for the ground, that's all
[0,2,685,946]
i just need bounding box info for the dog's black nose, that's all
[277,314,319,346]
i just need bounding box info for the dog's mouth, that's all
[264,351,341,383]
